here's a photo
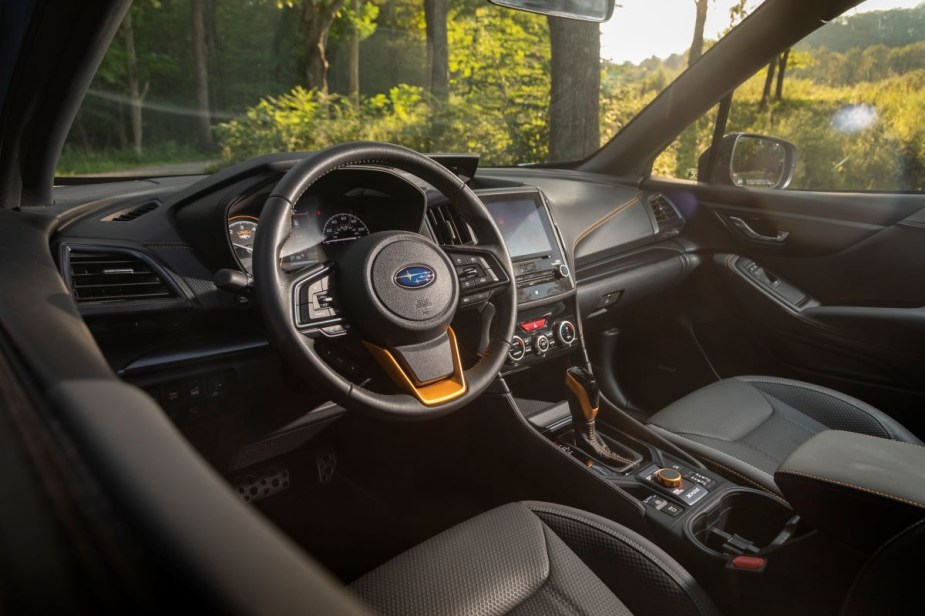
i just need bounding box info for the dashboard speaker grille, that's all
[68,251,176,303]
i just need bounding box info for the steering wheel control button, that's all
[460,290,490,307]
[556,320,576,345]
[655,468,684,489]
[509,336,526,362]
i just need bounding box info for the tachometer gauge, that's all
[322,213,369,245]
[229,215,259,273]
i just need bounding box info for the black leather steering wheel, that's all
[254,142,516,419]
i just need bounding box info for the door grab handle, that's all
[728,216,789,243]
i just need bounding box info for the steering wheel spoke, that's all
[442,246,511,309]
[290,262,352,338]
[362,327,466,406]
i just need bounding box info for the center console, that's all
[476,188,578,369]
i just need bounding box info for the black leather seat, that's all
[646,375,922,496]
[351,501,717,616]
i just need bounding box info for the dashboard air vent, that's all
[648,194,683,231]
[106,200,160,222]
[67,251,176,303]
[427,203,473,245]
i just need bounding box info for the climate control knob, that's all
[556,320,576,345]
[533,333,550,354]
[509,336,526,362]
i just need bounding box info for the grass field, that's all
[56,142,215,176]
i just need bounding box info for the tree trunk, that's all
[349,0,360,104]
[774,48,790,101]
[688,0,709,67]
[424,0,449,102]
[191,0,213,149]
[300,0,347,93]
[548,17,600,161]
[759,58,777,110]
[123,10,146,156]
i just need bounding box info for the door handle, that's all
[728,216,789,243]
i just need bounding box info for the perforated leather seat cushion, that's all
[350,502,717,616]
[646,376,922,495]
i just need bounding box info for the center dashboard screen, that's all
[485,198,553,259]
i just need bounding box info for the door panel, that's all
[642,178,925,435]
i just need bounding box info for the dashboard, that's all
[49,152,692,428]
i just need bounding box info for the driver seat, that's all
[350,501,717,616]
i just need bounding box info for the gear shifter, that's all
[566,366,635,466]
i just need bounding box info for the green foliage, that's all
[728,70,925,191]
[653,4,925,192]
[801,4,925,52]
[330,0,379,42]
[214,85,432,161]
[216,2,554,166]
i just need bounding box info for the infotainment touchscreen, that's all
[486,198,553,259]
[478,189,574,305]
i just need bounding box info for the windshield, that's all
[58,0,763,177]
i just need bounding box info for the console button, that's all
[533,334,550,354]
[643,495,668,511]
[680,484,709,505]
[663,502,683,517]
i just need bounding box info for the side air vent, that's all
[427,203,474,245]
[648,194,684,233]
[66,250,177,303]
[105,200,160,222]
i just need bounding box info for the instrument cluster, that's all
[226,168,426,275]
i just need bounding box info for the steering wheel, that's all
[254,142,516,419]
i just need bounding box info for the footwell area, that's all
[252,412,506,581]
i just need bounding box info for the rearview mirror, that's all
[699,133,797,189]
[488,0,615,23]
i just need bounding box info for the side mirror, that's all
[699,133,797,189]
[488,0,615,23]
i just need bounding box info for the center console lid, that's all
[775,430,925,551]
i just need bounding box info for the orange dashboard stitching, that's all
[571,195,640,258]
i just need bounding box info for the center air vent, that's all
[427,203,473,245]
[648,194,684,232]
[66,250,176,303]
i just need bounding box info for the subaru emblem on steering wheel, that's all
[394,266,436,289]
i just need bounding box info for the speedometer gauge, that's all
[229,215,259,273]
[322,213,369,245]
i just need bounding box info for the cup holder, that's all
[688,489,804,558]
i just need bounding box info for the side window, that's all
[651,106,718,181]
[655,1,925,192]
